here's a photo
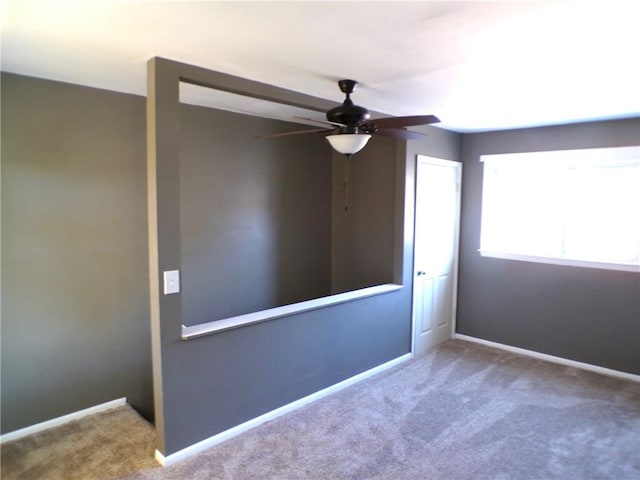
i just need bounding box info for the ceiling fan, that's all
[264,79,440,156]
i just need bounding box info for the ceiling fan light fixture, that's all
[325,133,371,155]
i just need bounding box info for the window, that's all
[480,146,640,272]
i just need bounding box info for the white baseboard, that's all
[0,397,127,444]
[156,353,413,466]
[455,334,640,382]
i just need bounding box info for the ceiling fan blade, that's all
[374,128,428,141]
[293,116,345,127]
[257,127,334,140]
[366,115,440,128]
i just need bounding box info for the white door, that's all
[412,156,462,356]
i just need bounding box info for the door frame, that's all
[411,155,463,356]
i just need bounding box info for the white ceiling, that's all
[2,0,639,132]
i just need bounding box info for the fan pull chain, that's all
[344,154,351,211]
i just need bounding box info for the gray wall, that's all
[330,136,398,293]
[1,73,153,432]
[330,126,463,294]
[179,104,332,325]
[456,118,640,374]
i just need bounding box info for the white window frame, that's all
[479,146,640,273]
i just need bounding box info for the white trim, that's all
[0,398,127,444]
[182,283,402,339]
[479,250,640,273]
[455,334,640,382]
[156,353,412,466]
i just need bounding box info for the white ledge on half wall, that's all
[182,283,403,340]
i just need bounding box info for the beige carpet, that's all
[2,340,639,479]
[1,404,157,479]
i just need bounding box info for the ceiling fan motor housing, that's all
[327,79,371,130]
[326,104,370,132]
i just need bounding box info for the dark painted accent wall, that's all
[457,118,640,374]
[330,136,398,293]
[179,104,332,325]
[1,73,153,433]
[330,125,463,294]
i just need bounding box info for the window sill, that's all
[479,250,640,273]
[181,283,403,340]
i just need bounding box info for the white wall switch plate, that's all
[163,270,180,295]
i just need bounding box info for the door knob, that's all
[416,271,426,276]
